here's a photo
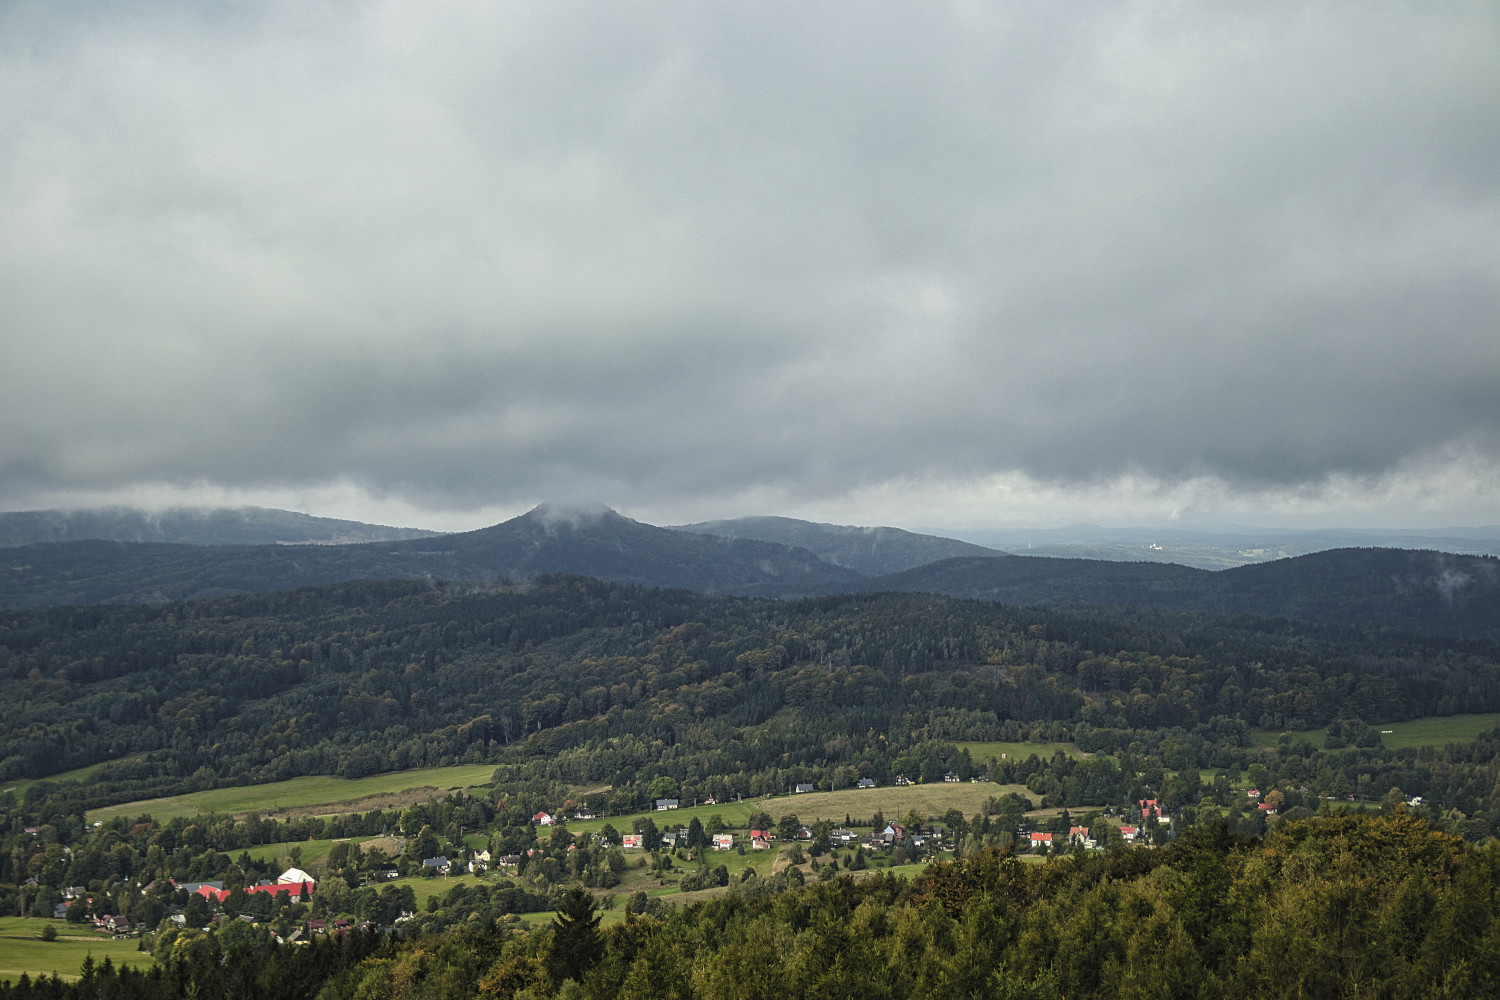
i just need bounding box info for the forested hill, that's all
[0,504,862,610]
[865,547,1500,638]
[0,505,439,547]
[673,514,1003,574]
[4,575,1500,807]
[0,502,1496,638]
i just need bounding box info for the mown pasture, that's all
[1251,712,1500,751]
[956,741,1086,764]
[0,917,153,986]
[1,759,132,803]
[85,764,497,824]
[560,781,1030,840]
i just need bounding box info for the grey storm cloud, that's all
[1,1,1497,518]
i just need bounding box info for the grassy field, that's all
[86,764,497,824]
[1251,712,1500,751]
[0,917,153,985]
[391,873,495,910]
[560,782,1029,840]
[956,741,1086,763]
[506,846,940,929]
[242,835,400,872]
[1,760,128,803]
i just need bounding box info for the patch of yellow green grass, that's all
[242,835,387,872]
[1364,713,1500,749]
[0,917,153,985]
[384,873,494,910]
[1251,712,1500,752]
[2,759,135,803]
[562,782,1031,842]
[956,741,1085,764]
[86,764,496,824]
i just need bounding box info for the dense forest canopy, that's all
[5,574,1500,995]
[3,813,1499,999]
[4,576,1500,829]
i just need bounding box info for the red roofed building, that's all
[247,881,312,900]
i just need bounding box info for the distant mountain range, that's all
[0,506,438,547]
[0,503,861,609]
[0,503,1496,638]
[940,522,1500,570]
[866,549,1500,638]
[673,515,1002,575]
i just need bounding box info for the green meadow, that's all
[86,764,497,824]
[1251,712,1500,751]
[499,842,941,930]
[2,760,126,803]
[956,741,1086,764]
[0,917,153,986]
[560,782,1028,841]
[242,835,401,872]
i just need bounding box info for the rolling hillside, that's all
[673,515,1003,574]
[0,505,439,547]
[0,503,1495,637]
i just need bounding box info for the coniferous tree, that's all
[548,886,602,985]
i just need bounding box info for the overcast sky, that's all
[2,2,1497,532]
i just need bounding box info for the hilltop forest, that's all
[5,576,1500,824]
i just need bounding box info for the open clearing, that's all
[2,760,132,803]
[85,764,497,824]
[957,741,1086,763]
[243,835,397,872]
[1251,712,1500,752]
[561,782,1029,839]
[0,917,153,985]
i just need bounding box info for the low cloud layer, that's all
[3,2,1497,529]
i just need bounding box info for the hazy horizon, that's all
[3,498,1498,542]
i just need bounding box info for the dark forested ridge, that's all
[673,514,1004,574]
[869,546,1500,638]
[5,575,1500,812]
[0,504,1497,638]
[0,506,439,547]
[0,504,861,610]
